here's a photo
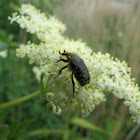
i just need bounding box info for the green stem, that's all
[40,73,44,92]
[0,89,51,110]
[103,89,113,94]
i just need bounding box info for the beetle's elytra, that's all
[54,50,90,98]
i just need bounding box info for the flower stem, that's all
[0,89,51,110]
[40,73,44,92]
[103,90,113,94]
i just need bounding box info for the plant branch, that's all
[0,89,51,110]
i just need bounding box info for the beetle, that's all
[54,50,90,98]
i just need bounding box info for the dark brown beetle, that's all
[54,50,90,98]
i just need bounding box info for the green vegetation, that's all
[0,0,140,140]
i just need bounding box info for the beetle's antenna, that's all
[59,51,62,55]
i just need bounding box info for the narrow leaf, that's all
[71,118,110,135]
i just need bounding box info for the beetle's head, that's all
[59,50,66,55]
[59,50,72,60]
[59,50,68,56]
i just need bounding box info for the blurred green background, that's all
[0,0,140,139]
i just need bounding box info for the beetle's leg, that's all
[54,65,68,79]
[56,59,68,63]
[71,72,75,98]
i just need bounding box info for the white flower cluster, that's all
[10,4,140,123]
[8,4,65,43]
[0,49,8,58]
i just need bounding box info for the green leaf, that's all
[7,119,32,140]
[71,118,110,135]
[29,129,65,137]
[0,125,9,140]
[0,41,8,50]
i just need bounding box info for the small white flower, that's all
[52,104,62,115]
[32,66,41,81]
[16,45,26,58]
